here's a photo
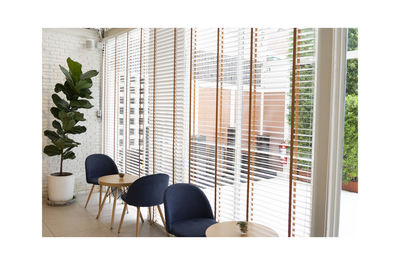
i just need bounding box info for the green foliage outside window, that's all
[342,28,358,183]
[343,94,358,183]
[346,59,358,96]
[347,28,358,51]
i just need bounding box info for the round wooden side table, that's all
[206,221,279,237]
[96,174,138,229]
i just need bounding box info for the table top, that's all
[98,174,138,187]
[206,221,279,237]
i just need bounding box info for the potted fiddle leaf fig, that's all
[44,57,98,203]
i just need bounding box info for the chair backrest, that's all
[124,173,169,207]
[85,154,118,183]
[164,183,214,232]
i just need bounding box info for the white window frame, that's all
[311,28,347,237]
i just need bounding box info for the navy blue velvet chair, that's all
[163,183,217,237]
[118,173,169,236]
[84,154,118,208]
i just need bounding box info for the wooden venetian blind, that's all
[103,28,317,236]
[103,29,150,177]
[152,28,186,184]
[103,37,116,163]
[187,28,317,236]
[246,28,298,235]
[214,28,251,222]
[189,28,219,215]
[287,28,317,237]
[126,28,151,177]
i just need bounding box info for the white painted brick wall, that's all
[42,28,102,198]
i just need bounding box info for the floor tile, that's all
[43,192,167,237]
[60,225,115,237]
[42,222,54,237]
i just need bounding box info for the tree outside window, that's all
[343,28,358,186]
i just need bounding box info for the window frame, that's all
[310,28,347,237]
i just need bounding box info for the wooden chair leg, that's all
[157,205,166,227]
[148,207,152,223]
[121,187,128,213]
[84,184,95,208]
[96,186,111,219]
[139,210,144,223]
[118,202,128,233]
[136,207,140,237]
[99,185,102,208]
[110,187,119,229]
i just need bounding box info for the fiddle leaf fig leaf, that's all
[56,81,74,100]
[52,94,69,111]
[58,110,66,120]
[62,118,77,131]
[64,137,80,147]
[58,110,77,131]
[64,146,74,152]
[68,125,87,134]
[67,57,82,83]
[76,80,93,99]
[64,81,77,99]
[44,130,60,142]
[54,138,66,149]
[50,107,60,119]
[81,70,98,80]
[79,88,93,99]
[52,120,62,131]
[70,99,93,109]
[52,120,64,135]
[44,145,62,156]
[63,150,76,160]
[54,83,64,93]
[58,110,75,120]
[59,65,74,86]
[72,111,85,121]
[76,79,92,90]
[54,137,79,149]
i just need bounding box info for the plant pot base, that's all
[46,195,76,207]
[342,180,358,193]
[47,173,74,201]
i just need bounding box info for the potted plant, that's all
[237,221,248,236]
[43,57,98,203]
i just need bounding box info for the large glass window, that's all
[340,28,358,237]
[103,28,318,237]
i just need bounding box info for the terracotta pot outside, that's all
[342,180,358,193]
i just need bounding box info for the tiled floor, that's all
[42,189,167,237]
[43,188,358,237]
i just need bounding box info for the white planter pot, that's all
[47,172,74,202]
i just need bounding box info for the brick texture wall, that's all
[42,28,103,198]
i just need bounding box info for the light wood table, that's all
[96,174,139,229]
[206,221,279,237]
